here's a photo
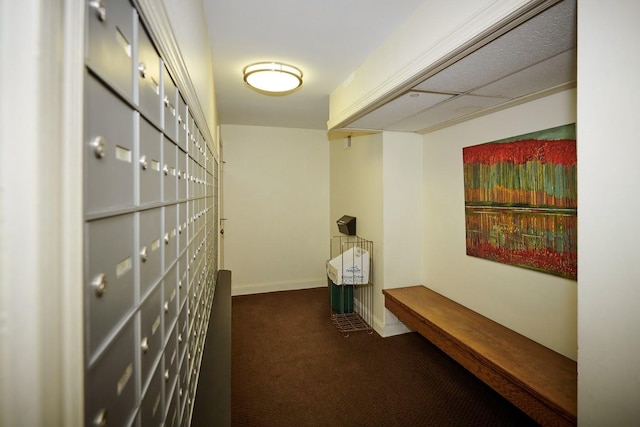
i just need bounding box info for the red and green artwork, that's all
[463,124,577,280]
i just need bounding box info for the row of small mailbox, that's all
[86,260,217,427]
[85,73,216,217]
[86,204,215,361]
[86,0,209,155]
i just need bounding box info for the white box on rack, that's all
[326,247,370,285]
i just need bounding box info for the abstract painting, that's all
[463,124,577,280]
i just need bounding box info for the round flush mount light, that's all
[243,62,303,94]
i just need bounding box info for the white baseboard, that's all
[231,279,326,296]
[378,320,412,337]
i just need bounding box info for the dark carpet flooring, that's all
[231,287,539,426]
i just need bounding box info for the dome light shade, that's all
[243,62,303,93]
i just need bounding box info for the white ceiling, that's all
[203,0,424,130]
[203,0,576,133]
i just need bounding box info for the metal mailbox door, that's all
[85,74,135,215]
[163,204,178,270]
[139,118,162,206]
[85,318,137,427]
[163,138,177,203]
[86,213,135,357]
[139,282,163,389]
[163,65,177,141]
[86,0,134,99]
[136,21,162,128]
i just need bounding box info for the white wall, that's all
[422,89,577,360]
[381,132,423,333]
[577,1,640,424]
[222,125,329,295]
[329,132,423,334]
[329,134,384,326]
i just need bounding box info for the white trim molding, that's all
[0,0,85,426]
[327,0,560,131]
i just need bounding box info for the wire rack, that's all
[327,235,374,335]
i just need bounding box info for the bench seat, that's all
[383,285,577,427]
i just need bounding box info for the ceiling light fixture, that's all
[243,62,303,94]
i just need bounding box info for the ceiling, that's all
[203,0,576,134]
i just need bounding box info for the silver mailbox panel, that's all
[178,252,188,308]
[165,381,180,427]
[188,158,196,201]
[187,113,196,153]
[177,301,188,360]
[163,204,178,270]
[136,22,162,127]
[177,148,187,201]
[85,74,135,215]
[86,318,137,427]
[178,202,188,255]
[139,282,163,390]
[164,324,179,405]
[163,65,177,141]
[163,138,177,202]
[86,0,134,99]
[86,214,135,357]
[138,207,162,298]
[139,118,162,206]
[179,350,190,414]
[177,96,188,152]
[164,264,179,333]
[139,357,164,427]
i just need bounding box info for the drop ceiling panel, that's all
[345,91,452,130]
[412,0,576,95]
[471,48,576,98]
[384,94,509,132]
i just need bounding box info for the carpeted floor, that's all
[231,287,539,426]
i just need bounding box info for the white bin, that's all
[326,247,370,285]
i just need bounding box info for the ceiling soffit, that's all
[343,0,576,135]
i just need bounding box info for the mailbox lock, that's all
[140,246,148,262]
[164,302,169,313]
[163,164,169,175]
[164,233,170,244]
[140,155,148,170]
[92,273,107,297]
[91,136,106,159]
[141,337,149,354]
[164,96,170,107]
[89,0,107,22]
[138,63,147,79]
[93,409,108,427]
[178,333,183,343]
[178,279,182,289]
[164,369,170,381]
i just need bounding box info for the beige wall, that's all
[422,88,577,360]
[329,131,423,333]
[577,1,640,424]
[329,134,384,326]
[221,125,330,295]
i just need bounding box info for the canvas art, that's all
[463,124,577,280]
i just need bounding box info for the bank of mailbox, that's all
[84,2,218,425]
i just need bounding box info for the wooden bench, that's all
[383,286,577,427]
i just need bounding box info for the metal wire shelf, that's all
[328,235,374,335]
